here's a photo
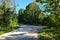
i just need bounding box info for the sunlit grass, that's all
[38,27,60,40]
[0,31,5,35]
[0,26,19,35]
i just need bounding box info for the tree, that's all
[36,0,60,31]
[18,9,25,23]
[0,1,7,27]
[18,2,45,25]
[0,0,16,8]
[25,2,45,25]
[0,1,18,28]
[36,0,60,14]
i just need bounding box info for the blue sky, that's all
[15,0,35,13]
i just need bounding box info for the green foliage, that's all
[36,0,60,40]
[36,0,60,31]
[42,13,60,31]
[18,9,25,23]
[0,1,19,34]
[0,26,19,35]
[36,0,60,13]
[38,27,60,40]
[18,2,45,25]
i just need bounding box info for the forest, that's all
[0,0,60,40]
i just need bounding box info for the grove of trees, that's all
[36,0,60,31]
[18,2,46,25]
[35,0,60,40]
[18,1,60,31]
[18,1,60,40]
[0,0,60,40]
[0,0,18,34]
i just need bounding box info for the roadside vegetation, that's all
[0,0,60,40]
[36,0,60,40]
[18,2,46,25]
[18,0,60,40]
[0,0,19,35]
[38,13,60,40]
[38,27,60,40]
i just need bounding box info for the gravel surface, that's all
[0,24,47,40]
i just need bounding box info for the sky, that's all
[15,0,35,13]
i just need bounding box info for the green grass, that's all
[0,26,19,35]
[38,27,60,40]
[0,31,5,35]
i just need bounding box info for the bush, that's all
[38,27,60,40]
[0,1,19,35]
[42,13,60,31]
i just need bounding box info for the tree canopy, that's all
[36,0,60,31]
[0,1,18,28]
[36,0,60,14]
[18,2,46,25]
